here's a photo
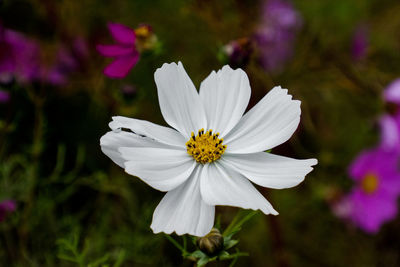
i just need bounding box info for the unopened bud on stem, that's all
[197,228,224,255]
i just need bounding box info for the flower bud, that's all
[197,228,224,255]
[134,24,158,52]
[220,38,252,69]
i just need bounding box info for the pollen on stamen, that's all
[186,129,227,164]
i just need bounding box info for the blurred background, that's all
[1,0,400,266]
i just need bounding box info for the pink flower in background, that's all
[0,90,10,103]
[0,200,16,222]
[42,38,89,86]
[379,113,400,153]
[254,0,302,72]
[379,79,400,153]
[0,25,87,86]
[337,148,400,233]
[351,25,368,62]
[97,22,140,79]
[0,24,40,83]
[221,38,253,69]
[383,78,400,105]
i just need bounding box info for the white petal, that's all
[222,152,318,189]
[151,166,215,236]
[224,86,301,153]
[109,116,186,148]
[100,130,173,168]
[120,147,196,192]
[200,162,278,215]
[199,65,251,137]
[154,62,207,138]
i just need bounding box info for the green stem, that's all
[223,210,258,237]
[223,215,241,237]
[183,235,187,251]
[164,234,185,253]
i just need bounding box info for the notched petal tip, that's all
[309,158,318,166]
[273,86,303,106]
[150,224,173,235]
[154,61,179,73]
[108,118,120,130]
[220,64,234,72]
[258,205,279,216]
[150,225,210,237]
[219,64,246,75]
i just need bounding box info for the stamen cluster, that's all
[361,173,379,194]
[186,128,227,164]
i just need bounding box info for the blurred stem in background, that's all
[19,85,45,260]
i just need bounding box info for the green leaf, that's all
[197,256,210,266]
[189,235,198,246]
[229,256,239,267]
[218,251,230,259]
[57,254,79,263]
[87,253,110,267]
[224,239,239,250]
[190,250,206,259]
[223,210,258,237]
[113,250,126,267]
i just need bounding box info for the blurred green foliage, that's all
[1,0,400,266]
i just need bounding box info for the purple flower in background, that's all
[337,148,400,233]
[0,89,10,103]
[254,0,302,72]
[383,78,400,105]
[351,25,368,62]
[0,23,88,86]
[379,113,400,153]
[42,38,88,86]
[0,24,40,83]
[97,22,140,79]
[41,46,77,86]
[121,84,137,99]
[221,38,253,69]
[0,200,16,221]
[379,79,400,153]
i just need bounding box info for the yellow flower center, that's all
[134,25,157,52]
[186,129,227,164]
[361,173,379,194]
[134,26,151,39]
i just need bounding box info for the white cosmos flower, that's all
[100,62,317,237]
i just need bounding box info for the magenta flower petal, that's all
[0,26,41,83]
[379,114,400,152]
[340,147,400,233]
[383,78,400,104]
[349,148,400,192]
[254,0,302,72]
[107,22,135,45]
[96,44,134,57]
[0,90,10,103]
[103,53,139,79]
[350,189,398,233]
[44,67,69,85]
[351,25,368,62]
[348,150,374,181]
[0,199,16,222]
